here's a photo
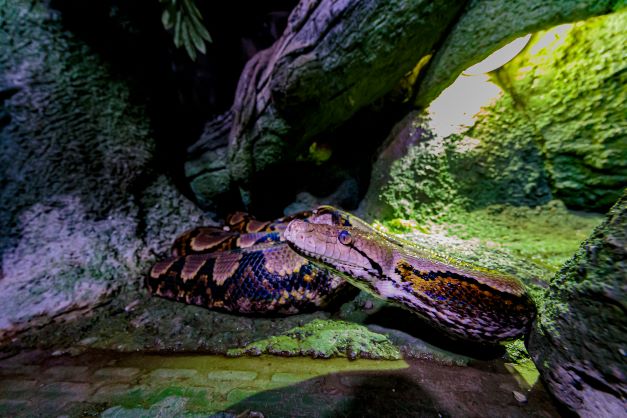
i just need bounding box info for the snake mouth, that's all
[285,241,381,284]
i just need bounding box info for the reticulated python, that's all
[147,207,355,315]
[148,206,535,343]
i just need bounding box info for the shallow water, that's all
[0,349,559,417]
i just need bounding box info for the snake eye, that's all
[338,230,352,245]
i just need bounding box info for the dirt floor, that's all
[0,348,561,417]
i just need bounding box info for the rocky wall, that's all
[527,194,626,416]
[0,0,211,342]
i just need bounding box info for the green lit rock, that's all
[497,10,627,210]
[416,0,621,107]
[361,94,552,221]
[227,319,401,360]
[527,194,627,416]
[362,10,625,219]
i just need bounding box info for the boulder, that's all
[0,0,211,342]
[415,0,621,107]
[527,194,626,416]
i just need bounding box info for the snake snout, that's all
[284,219,314,242]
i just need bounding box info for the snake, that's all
[147,207,355,315]
[283,218,536,343]
[148,206,535,343]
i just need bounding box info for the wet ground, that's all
[0,349,560,417]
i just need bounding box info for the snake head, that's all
[284,219,394,293]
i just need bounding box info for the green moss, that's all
[498,10,627,210]
[439,201,603,274]
[381,130,464,221]
[381,91,552,223]
[533,194,626,337]
[227,319,401,360]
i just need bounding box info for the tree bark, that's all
[186,0,466,207]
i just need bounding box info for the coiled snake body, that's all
[148,208,354,314]
[148,206,535,342]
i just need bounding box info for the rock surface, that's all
[496,10,627,210]
[527,194,627,416]
[415,0,622,107]
[359,93,552,221]
[0,1,211,342]
[361,9,626,218]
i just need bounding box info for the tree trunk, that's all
[186,0,466,207]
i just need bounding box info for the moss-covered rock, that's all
[416,0,622,107]
[527,194,626,416]
[497,10,627,210]
[361,92,552,221]
[0,1,212,343]
[226,319,401,360]
[362,10,625,222]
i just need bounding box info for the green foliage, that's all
[159,0,211,61]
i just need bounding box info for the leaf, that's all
[190,27,206,54]
[182,0,202,21]
[161,9,172,30]
[188,12,212,43]
[181,22,197,61]
[160,0,211,60]
[173,9,183,47]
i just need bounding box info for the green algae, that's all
[101,353,408,416]
[226,319,401,360]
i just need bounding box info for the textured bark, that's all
[186,0,465,205]
[185,111,233,208]
[527,194,627,417]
